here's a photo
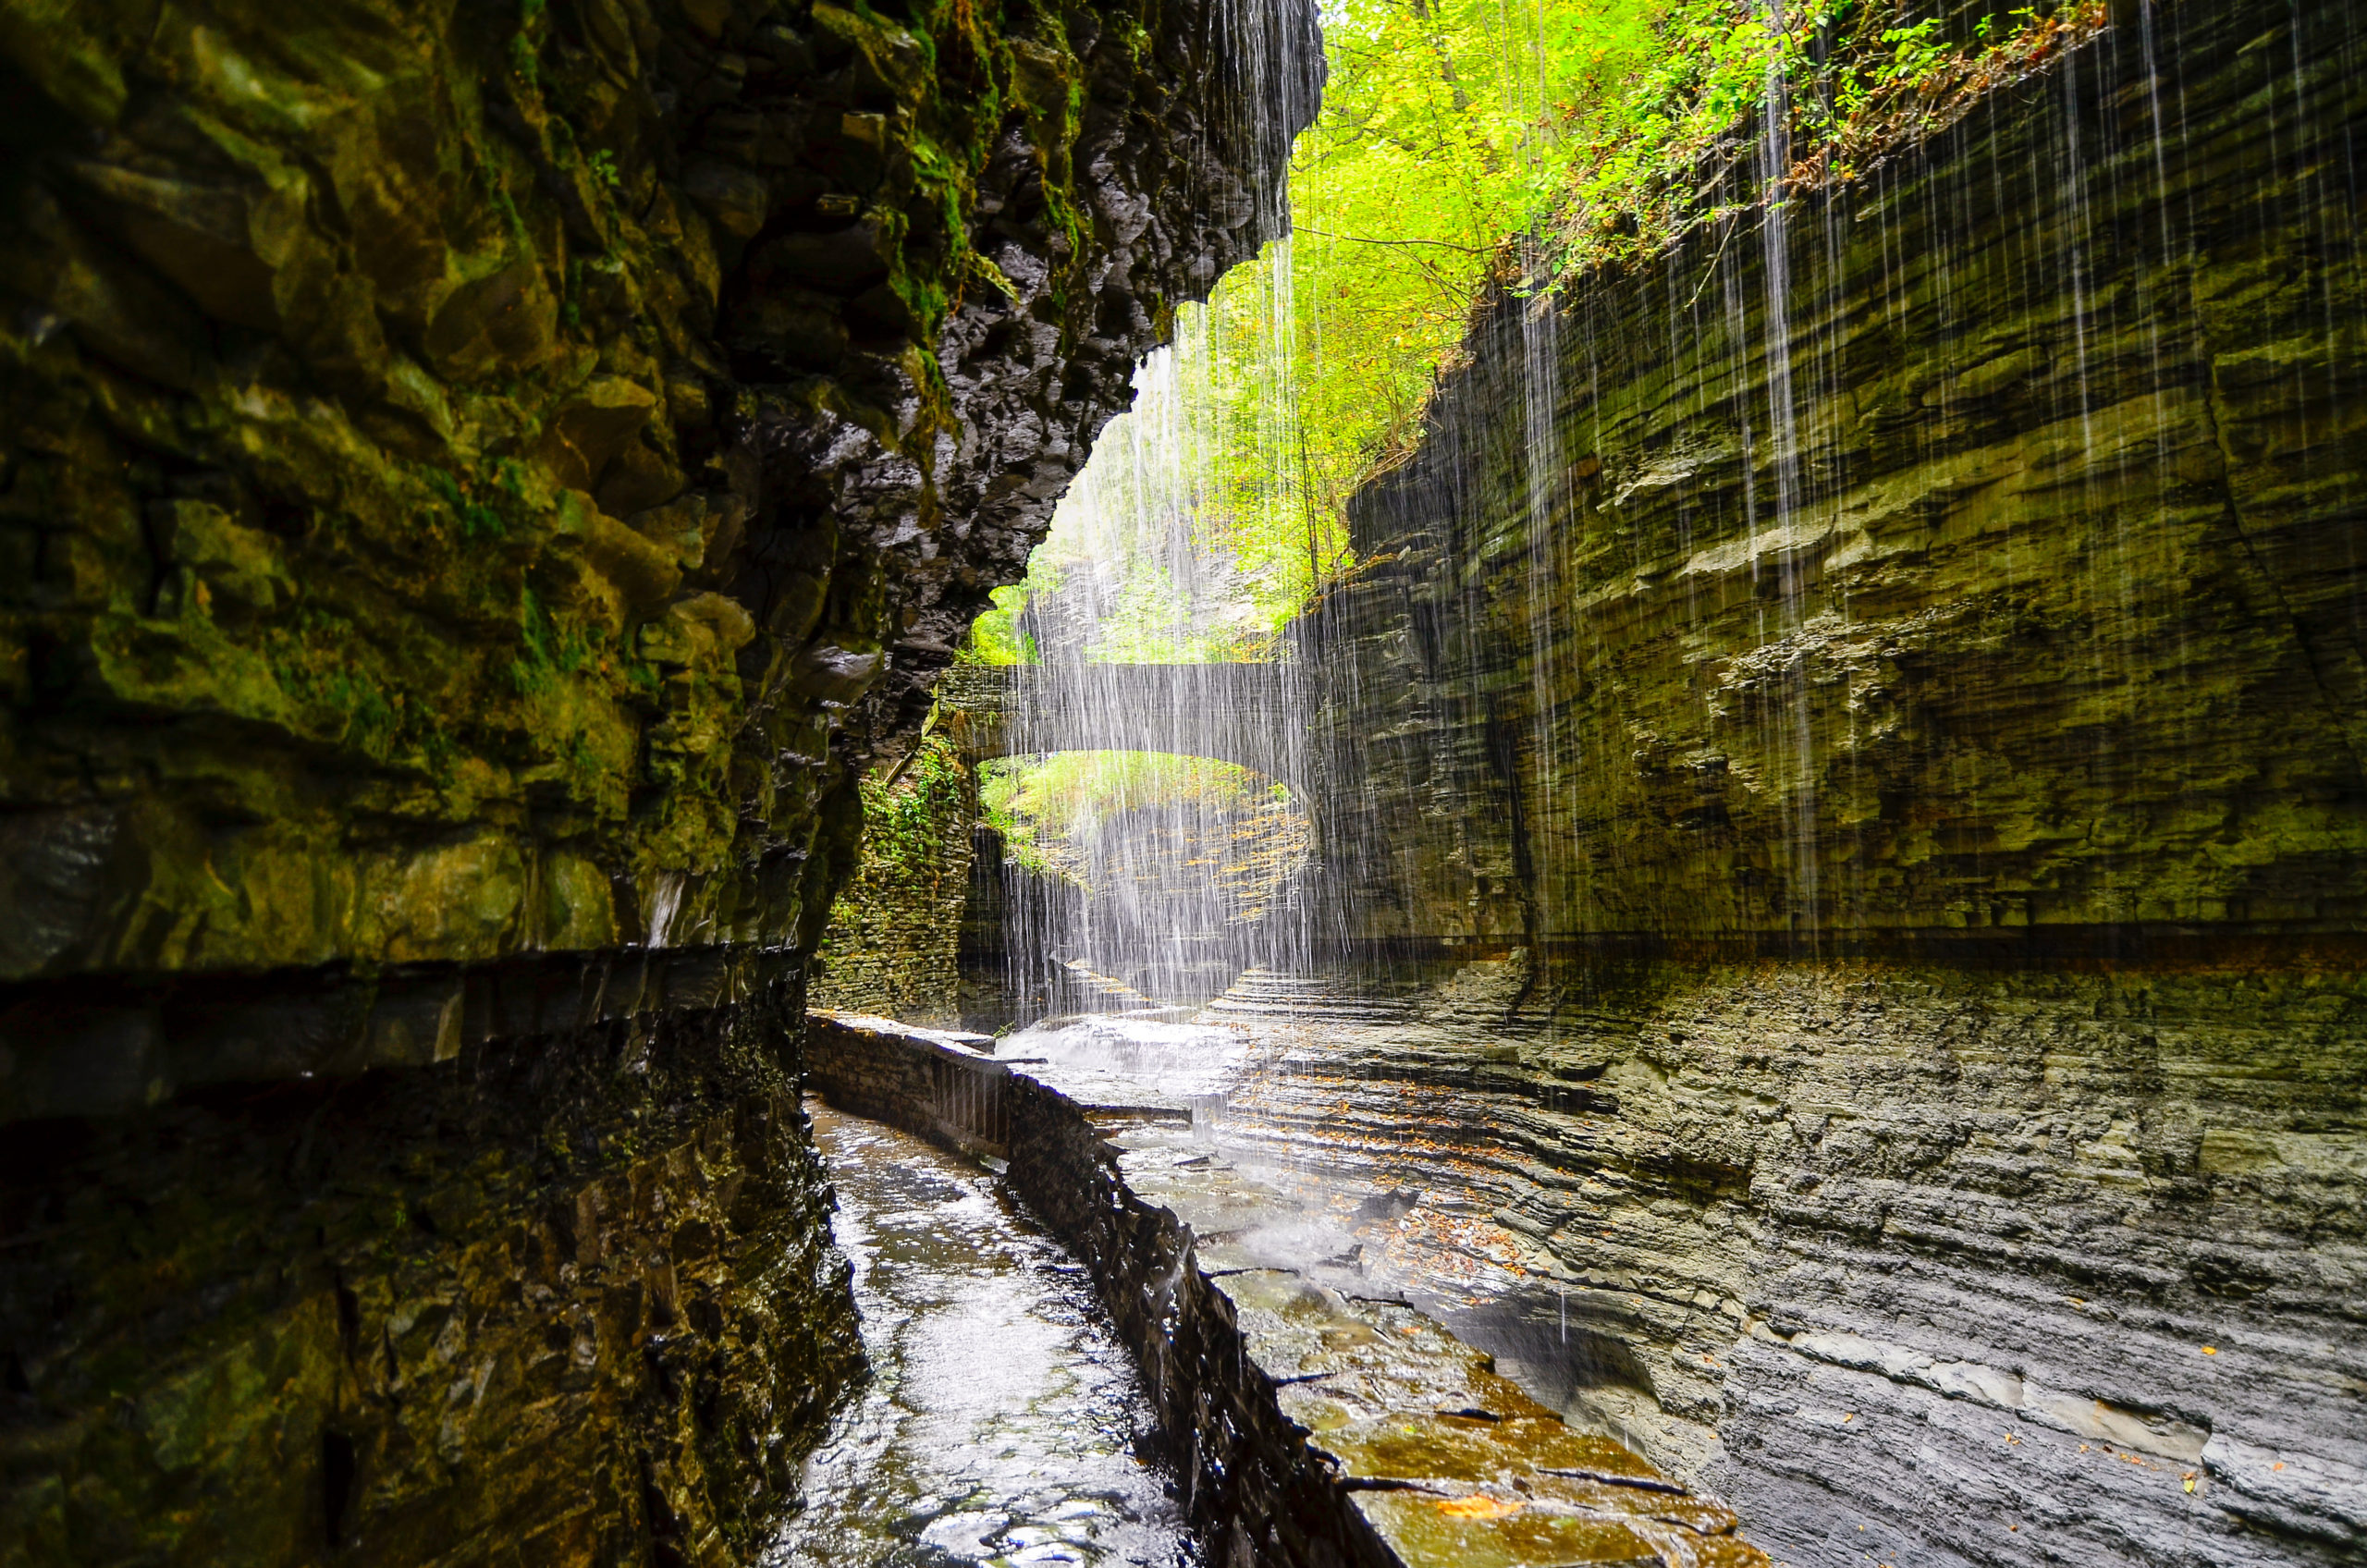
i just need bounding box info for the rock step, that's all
[1198,967,1423,1024]
[1052,958,1166,1013]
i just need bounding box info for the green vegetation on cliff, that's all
[811,734,977,1020]
[965,0,2104,866]
[973,0,2104,671]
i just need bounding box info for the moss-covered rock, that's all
[808,734,977,1023]
[0,0,1318,1000]
[0,973,856,1568]
[1312,0,2361,948]
[1277,2,2366,1564]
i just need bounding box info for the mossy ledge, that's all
[0,0,1317,1559]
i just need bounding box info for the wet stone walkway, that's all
[766,1102,1199,1568]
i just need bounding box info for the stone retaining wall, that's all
[803,1008,1011,1153]
[809,741,978,1027]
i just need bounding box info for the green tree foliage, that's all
[854,736,974,876]
[971,0,1638,666]
[1546,0,2105,281]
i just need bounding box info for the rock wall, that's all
[1312,0,2362,949]
[4,974,854,1566]
[1218,958,2365,1568]
[0,0,1318,1559]
[1265,2,2366,1565]
[0,0,1315,1089]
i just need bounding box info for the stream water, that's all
[767,1104,1199,1568]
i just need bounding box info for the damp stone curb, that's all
[803,1011,1771,1568]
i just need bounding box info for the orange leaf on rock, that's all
[1434,1495,1526,1520]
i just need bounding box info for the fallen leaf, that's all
[1434,1495,1525,1520]
[2201,1346,2218,1355]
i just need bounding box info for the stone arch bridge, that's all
[929,663,1315,792]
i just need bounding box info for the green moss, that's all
[471,143,531,253]
[418,463,520,542]
[261,607,458,773]
[861,737,971,875]
[507,587,599,695]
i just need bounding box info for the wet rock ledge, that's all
[806,1011,1771,1568]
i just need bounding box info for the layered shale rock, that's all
[1218,959,2366,1568]
[0,0,1317,1560]
[803,1011,1772,1568]
[1255,1,2366,1564]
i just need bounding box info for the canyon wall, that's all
[0,0,1316,1559]
[1260,2,2365,1564]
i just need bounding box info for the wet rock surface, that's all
[803,1011,1771,1568]
[0,986,861,1565]
[1309,0,2365,948]
[1204,962,2367,1568]
[1262,2,2367,1565]
[1113,1133,1769,1568]
[774,1103,1196,1568]
[0,0,1317,997]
